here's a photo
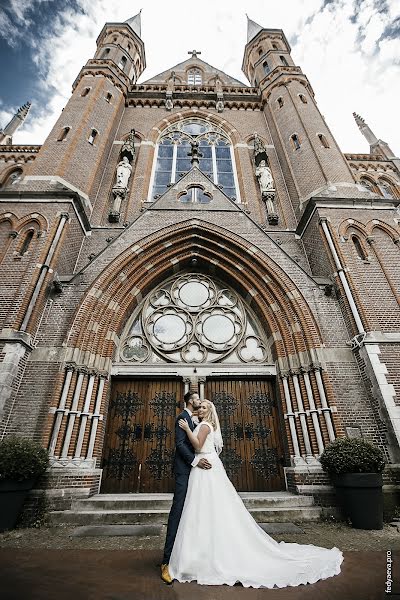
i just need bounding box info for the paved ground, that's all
[0,524,399,599]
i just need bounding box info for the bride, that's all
[168,399,343,588]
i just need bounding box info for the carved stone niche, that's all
[253,133,278,226]
[108,129,136,223]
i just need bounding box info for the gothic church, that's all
[1,13,400,519]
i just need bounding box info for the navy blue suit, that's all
[162,409,195,564]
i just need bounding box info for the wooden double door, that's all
[101,377,285,493]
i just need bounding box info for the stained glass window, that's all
[150,119,238,201]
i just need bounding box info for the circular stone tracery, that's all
[124,273,269,364]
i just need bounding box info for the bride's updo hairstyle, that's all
[200,399,218,431]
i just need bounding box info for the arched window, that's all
[81,87,91,97]
[19,229,34,256]
[277,97,284,108]
[378,180,396,199]
[290,134,301,150]
[280,55,288,66]
[187,68,202,85]
[57,127,70,142]
[263,61,270,76]
[318,133,330,148]
[118,55,127,70]
[360,178,377,193]
[101,48,110,59]
[88,129,98,145]
[258,48,263,57]
[272,43,279,50]
[3,167,23,188]
[352,235,367,261]
[179,186,211,204]
[105,92,113,103]
[150,119,238,201]
[299,94,307,104]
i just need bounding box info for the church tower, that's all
[27,12,145,215]
[242,18,355,213]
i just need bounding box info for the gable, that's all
[141,56,247,87]
[148,167,241,212]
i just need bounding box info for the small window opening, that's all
[88,129,98,145]
[258,48,263,57]
[101,48,110,59]
[113,37,118,43]
[318,133,330,148]
[19,230,34,256]
[118,55,127,70]
[277,97,284,108]
[280,55,289,66]
[105,92,113,103]
[263,61,270,76]
[299,94,307,104]
[127,43,131,52]
[81,87,91,97]
[352,235,367,261]
[291,134,301,150]
[57,127,70,142]
[180,186,211,204]
[187,68,202,85]
[378,181,395,199]
[272,43,278,50]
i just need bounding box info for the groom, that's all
[161,391,212,584]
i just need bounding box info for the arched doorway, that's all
[101,272,286,493]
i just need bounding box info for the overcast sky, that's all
[0,0,399,156]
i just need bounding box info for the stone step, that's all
[50,506,322,526]
[71,492,315,511]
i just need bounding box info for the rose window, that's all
[119,273,270,364]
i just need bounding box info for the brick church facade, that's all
[1,14,400,515]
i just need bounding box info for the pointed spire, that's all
[246,14,263,43]
[353,112,378,146]
[0,101,32,145]
[125,9,142,38]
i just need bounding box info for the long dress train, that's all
[169,422,343,589]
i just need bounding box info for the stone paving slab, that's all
[0,548,398,599]
[72,524,163,537]
[70,523,304,538]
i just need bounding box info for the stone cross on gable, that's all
[188,50,201,58]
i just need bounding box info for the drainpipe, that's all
[320,218,365,335]
[20,212,69,332]
[320,219,365,334]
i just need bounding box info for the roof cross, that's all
[188,49,201,58]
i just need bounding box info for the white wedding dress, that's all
[169,422,343,588]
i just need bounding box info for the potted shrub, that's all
[320,437,385,530]
[0,436,49,532]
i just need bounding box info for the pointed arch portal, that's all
[48,220,339,493]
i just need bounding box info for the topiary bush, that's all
[320,438,385,475]
[0,437,49,482]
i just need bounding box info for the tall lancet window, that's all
[149,118,239,201]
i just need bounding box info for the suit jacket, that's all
[173,410,195,475]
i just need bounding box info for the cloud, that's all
[4,0,399,156]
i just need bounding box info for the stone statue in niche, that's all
[115,155,132,189]
[253,132,278,225]
[215,76,224,112]
[165,71,175,110]
[109,130,136,223]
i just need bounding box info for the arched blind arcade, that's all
[150,119,238,201]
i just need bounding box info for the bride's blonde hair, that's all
[200,399,218,430]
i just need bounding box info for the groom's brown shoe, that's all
[161,563,173,585]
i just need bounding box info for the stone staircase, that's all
[49,492,322,525]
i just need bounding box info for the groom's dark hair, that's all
[184,391,196,405]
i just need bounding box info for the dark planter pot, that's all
[333,472,383,530]
[0,478,35,532]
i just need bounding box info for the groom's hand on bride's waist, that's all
[197,458,212,469]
